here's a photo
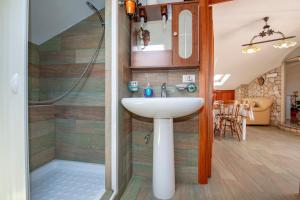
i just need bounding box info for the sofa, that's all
[242,97,273,125]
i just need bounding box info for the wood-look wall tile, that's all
[55,143,104,164]
[55,105,105,120]
[29,120,55,139]
[40,50,76,65]
[29,132,55,157]
[40,63,105,78]
[132,162,152,179]
[29,77,39,89]
[29,105,56,122]
[30,147,55,171]
[39,77,104,93]
[53,92,105,107]
[61,33,105,50]
[39,36,61,52]
[28,42,40,65]
[56,119,105,136]
[28,64,40,78]
[56,132,104,149]
[75,48,105,64]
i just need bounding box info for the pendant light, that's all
[242,17,297,54]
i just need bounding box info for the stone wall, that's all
[235,84,248,100]
[235,67,282,125]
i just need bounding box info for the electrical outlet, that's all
[182,75,195,83]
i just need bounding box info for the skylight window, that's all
[214,74,231,86]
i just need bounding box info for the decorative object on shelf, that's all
[125,0,136,16]
[186,83,197,93]
[242,17,297,54]
[137,27,150,49]
[142,29,150,46]
[119,0,142,18]
[128,81,139,92]
[161,5,168,30]
[256,76,265,86]
[176,83,197,93]
[139,7,147,24]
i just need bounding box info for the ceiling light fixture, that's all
[242,17,297,54]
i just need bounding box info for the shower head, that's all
[86,1,98,13]
[86,1,105,26]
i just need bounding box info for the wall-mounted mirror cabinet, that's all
[131,2,199,69]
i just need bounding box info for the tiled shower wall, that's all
[29,43,56,171]
[28,43,40,101]
[131,69,199,183]
[28,106,56,171]
[28,10,105,170]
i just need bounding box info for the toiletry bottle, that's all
[143,82,153,97]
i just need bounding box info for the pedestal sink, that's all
[121,97,204,199]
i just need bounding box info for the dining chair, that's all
[221,101,242,141]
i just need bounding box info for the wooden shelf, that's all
[136,0,198,22]
[130,64,199,70]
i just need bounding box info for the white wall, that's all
[29,0,105,44]
[0,0,29,199]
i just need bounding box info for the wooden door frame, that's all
[198,0,214,184]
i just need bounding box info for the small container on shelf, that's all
[128,81,139,93]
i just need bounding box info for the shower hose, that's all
[29,8,105,106]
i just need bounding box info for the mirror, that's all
[178,10,192,59]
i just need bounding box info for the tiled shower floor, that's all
[30,160,105,200]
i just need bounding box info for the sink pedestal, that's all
[121,97,204,199]
[153,118,175,199]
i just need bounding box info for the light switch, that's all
[182,75,195,83]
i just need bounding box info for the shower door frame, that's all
[22,0,118,199]
[0,0,30,199]
[0,0,119,198]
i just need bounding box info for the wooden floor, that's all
[121,126,300,200]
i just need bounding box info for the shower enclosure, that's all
[28,1,106,199]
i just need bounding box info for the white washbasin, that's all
[121,97,204,119]
[121,97,204,199]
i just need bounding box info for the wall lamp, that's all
[242,17,297,54]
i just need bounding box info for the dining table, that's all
[213,102,254,141]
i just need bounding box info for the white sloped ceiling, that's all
[213,0,300,90]
[29,0,105,45]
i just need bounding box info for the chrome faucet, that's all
[161,83,167,98]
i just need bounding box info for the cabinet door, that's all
[172,3,199,66]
